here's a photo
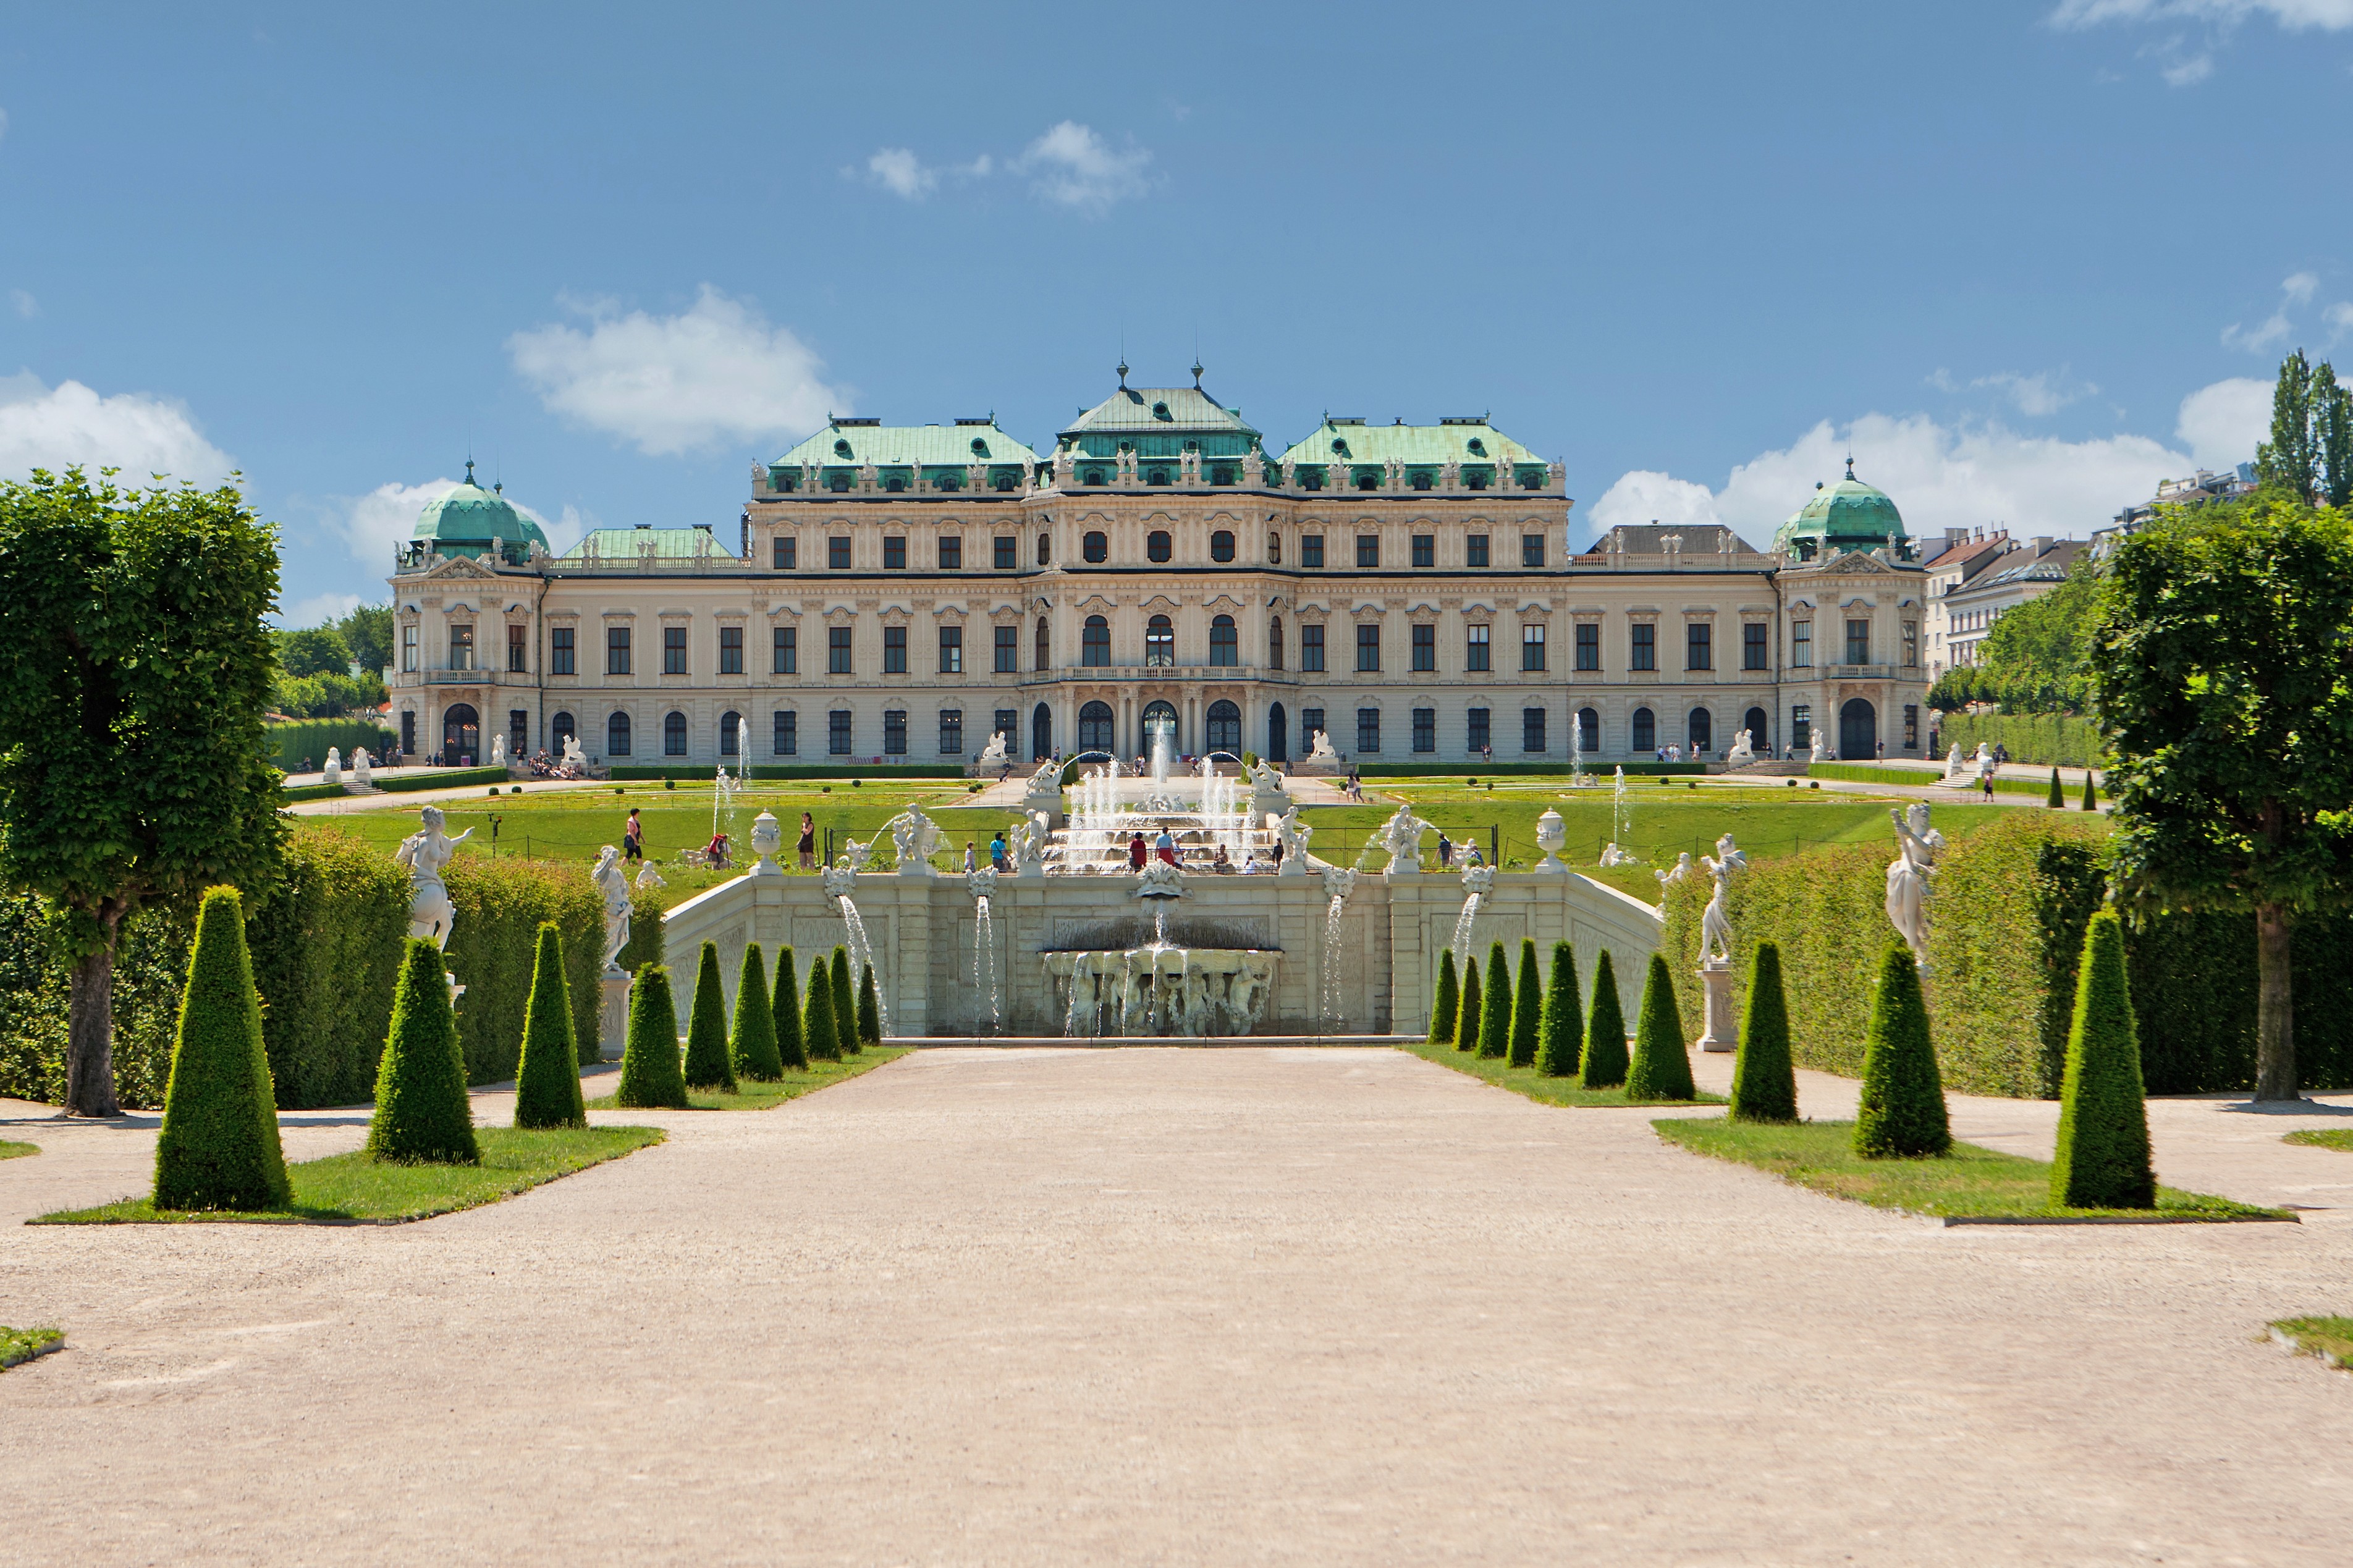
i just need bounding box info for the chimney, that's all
[2030,536,2053,554]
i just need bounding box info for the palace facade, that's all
[387,369,1932,769]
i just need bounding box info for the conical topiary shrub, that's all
[1728,939,1797,1123]
[2049,910,2154,1209]
[1854,942,1950,1158]
[857,962,882,1047]
[682,941,737,1092]
[772,944,808,1070]
[2046,767,2064,807]
[1581,951,1629,1087]
[804,953,843,1062]
[1455,957,1482,1053]
[1428,949,1459,1047]
[1477,940,1512,1059]
[368,937,482,1163]
[1508,939,1542,1068]
[731,943,784,1082]
[1624,951,1697,1102]
[1536,942,1581,1077]
[614,963,690,1108]
[153,886,290,1211]
[829,948,858,1057]
[513,922,586,1129]
[2082,770,2099,811]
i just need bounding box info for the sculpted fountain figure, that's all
[1944,742,1967,781]
[1886,802,1946,966]
[1599,842,1641,867]
[1246,757,1295,820]
[1274,806,1313,875]
[394,806,473,950]
[1008,810,1049,878]
[889,807,943,875]
[1372,804,1430,873]
[591,845,633,971]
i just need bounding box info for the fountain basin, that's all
[1046,948,1280,1038]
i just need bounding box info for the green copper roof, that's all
[1772,461,1907,555]
[1277,416,1541,468]
[560,527,735,563]
[411,462,552,558]
[774,417,1038,469]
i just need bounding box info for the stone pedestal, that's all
[1696,960,1738,1053]
[599,968,633,1060]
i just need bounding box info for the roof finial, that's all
[464,456,476,485]
[1191,358,1204,387]
[1117,358,1129,388]
[1845,453,1855,479]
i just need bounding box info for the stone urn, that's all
[1534,807,1567,874]
[750,809,783,877]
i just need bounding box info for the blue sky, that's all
[4,0,2351,624]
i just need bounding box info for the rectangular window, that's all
[773,536,796,570]
[1631,623,1655,671]
[939,709,963,756]
[1301,708,1325,751]
[1356,707,1380,754]
[994,709,1017,751]
[1413,707,1435,752]
[1523,707,1546,754]
[448,625,473,670]
[1467,534,1490,568]
[994,536,1016,570]
[774,626,796,675]
[1302,534,1325,569]
[1575,623,1599,672]
[828,536,851,570]
[883,709,906,756]
[1904,704,1920,750]
[1267,531,1282,565]
[884,625,907,673]
[719,626,743,675]
[1467,624,1490,672]
[401,624,418,672]
[663,626,687,675]
[1412,623,1435,672]
[1412,534,1434,568]
[994,625,1017,673]
[1686,622,1711,671]
[1357,623,1380,672]
[1792,704,1811,751]
[775,709,796,756]
[939,535,962,570]
[507,624,526,673]
[1302,625,1325,672]
[1792,622,1812,667]
[827,626,851,675]
[1523,534,1545,568]
[1523,625,1547,672]
[1356,534,1379,568]
[607,626,632,675]
[939,626,962,674]
[1468,707,1490,754]
[829,710,851,755]
[402,710,415,754]
[550,626,574,676]
[1902,620,1919,668]
[1744,623,1768,671]
[883,536,906,570]
[1846,619,1870,665]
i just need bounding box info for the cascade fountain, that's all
[968,867,1000,1034]
[822,844,888,1035]
[738,715,753,786]
[1319,864,1359,1033]
[1597,765,1641,867]
[1452,861,1495,967]
[712,763,740,845]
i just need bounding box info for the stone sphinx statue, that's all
[352,747,373,786]
[1725,729,1755,770]
[321,747,342,786]
[562,735,588,772]
[591,844,632,971]
[394,806,473,950]
[1307,729,1340,764]
[976,731,1010,768]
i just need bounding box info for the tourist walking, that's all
[1437,832,1453,867]
[623,808,643,863]
[797,811,816,871]
[1128,831,1147,872]
[1154,828,1177,866]
[963,842,976,874]
[989,831,1007,871]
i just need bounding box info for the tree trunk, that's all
[64,933,120,1118]
[2254,901,2298,1102]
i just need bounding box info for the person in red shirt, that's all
[1128,832,1147,872]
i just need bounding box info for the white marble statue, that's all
[591,845,632,971]
[321,747,342,786]
[1943,742,1967,781]
[1809,727,1828,764]
[634,858,667,893]
[1136,858,1185,899]
[1021,759,1064,818]
[750,809,782,875]
[1699,838,1743,966]
[1460,862,1495,896]
[394,806,473,951]
[1886,802,1946,966]
[1009,810,1048,877]
[1534,806,1567,872]
[1274,806,1313,875]
[1975,743,1998,783]
[890,807,942,875]
[562,735,588,772]
[1246,758,1295,820]
[1599,842,1641,868]
[1307,729,1340,764]
[1655,851,1693,890]
[977,731,1010,767]
[352,747,373,786]
[1372,804,1430,872]
[489,733,507,767]
[1725,729,1755,770]
[966,866,999,900]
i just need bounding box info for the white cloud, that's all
[2221,272,2325,353]
[0,371,235,484]
[864,148,936,200]
[507,285,845,457]
[2161,50,2217,82]
[330,477,590,570]
[7,289,32,319]
[2175,376,2273,468]
[2053,1,2353,28]
[1017,121,1151,213]
[1586,471,1721,533]
[1932,366,2097,416]
[276,589,362,630]
[2284,270,2321,303]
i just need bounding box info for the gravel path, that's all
[5,1047,2352,1565]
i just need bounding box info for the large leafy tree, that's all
[273,625,351,678]
[336,602,394,676]
[2256,350,2353,507]
[2090,492,2353,1100]
[0,470,285,1116]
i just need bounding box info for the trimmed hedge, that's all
[2050,911,2153,1208]
[608,764,963,780]
[1508,939,1541,1068]
[857,962,882,1047]
[279,782,349,803]
[1477,940,1511,1060]
[682,942,736,1091]
[246,828,411,1109]
[1455,956,1481,1053]
[1854,943,1950,1158]
[373,767,507,794]
[730,943,783,1082]
[265,719,392,773]
[368,938,481,1165]
[151,888,290,1211]
[772,943,808,1069]
[1625,953,1696,1102]
[442,856,604,1085]
[513,923,586,1130]
[1728,940,1797,1123]
[1359,761,1707,778]
[1536,941,1581,1077]
[614,964,688,1108]
[1582,951,1629,1086]
[1428,948,1459,1047]
[1807,761,2058,799]
[1933,712,2105,769]
[829,948,857,1057]
[803,951,842,1062]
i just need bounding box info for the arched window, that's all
[719,710,741,756]
[1210,529,1235,562]
[1267,702,1288,763]
[607,711,632,756]
[1578,707,1599,755]
[664,710,688,757]
[441,703,479,763]
[1036,532,1050,565]
[1031,702,1051,760]
[1267,530,1282,564]
[1631,707,1655,754]
[1078,701,1115,752]
[1035,616,1050,671]
[549,712,575,753]
[1206,700,1241,754]
[1743,706,1770,749]
[1147,530,1172,563]
[1083,531,1107,563]
[1209,615,1237,666]
[1268,617,1284,670]
[1145,615,1174,667]
[1688,707,1712,754]
[1082,615,1110,667]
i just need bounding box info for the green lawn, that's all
[2284,1129,2353,1152]
[1654,1116,2285,1221]
[2271,1316,2353,1369]
[0,1325,63,1369]
[33,1125,664,1225]
[587,1047,907,1110]
[1398,1035,1725,1107]
[0,1139,35,1160]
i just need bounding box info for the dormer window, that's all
[1330,438,1351,460]
[970,437,991,458]
[1466,437,1487,457]
[884,474,906,492]
[1084,468,1106,486]
[834,439,853,459]
[1152,402,1172,421]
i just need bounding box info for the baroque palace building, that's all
[386,368,1932,770]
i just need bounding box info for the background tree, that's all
[1427,948,1458,1048]
[0,470,284,1116]
[335,602,395,676]
[273,625,351,678]
[2256,350,2318,499]
[2091,493,2353,1100]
